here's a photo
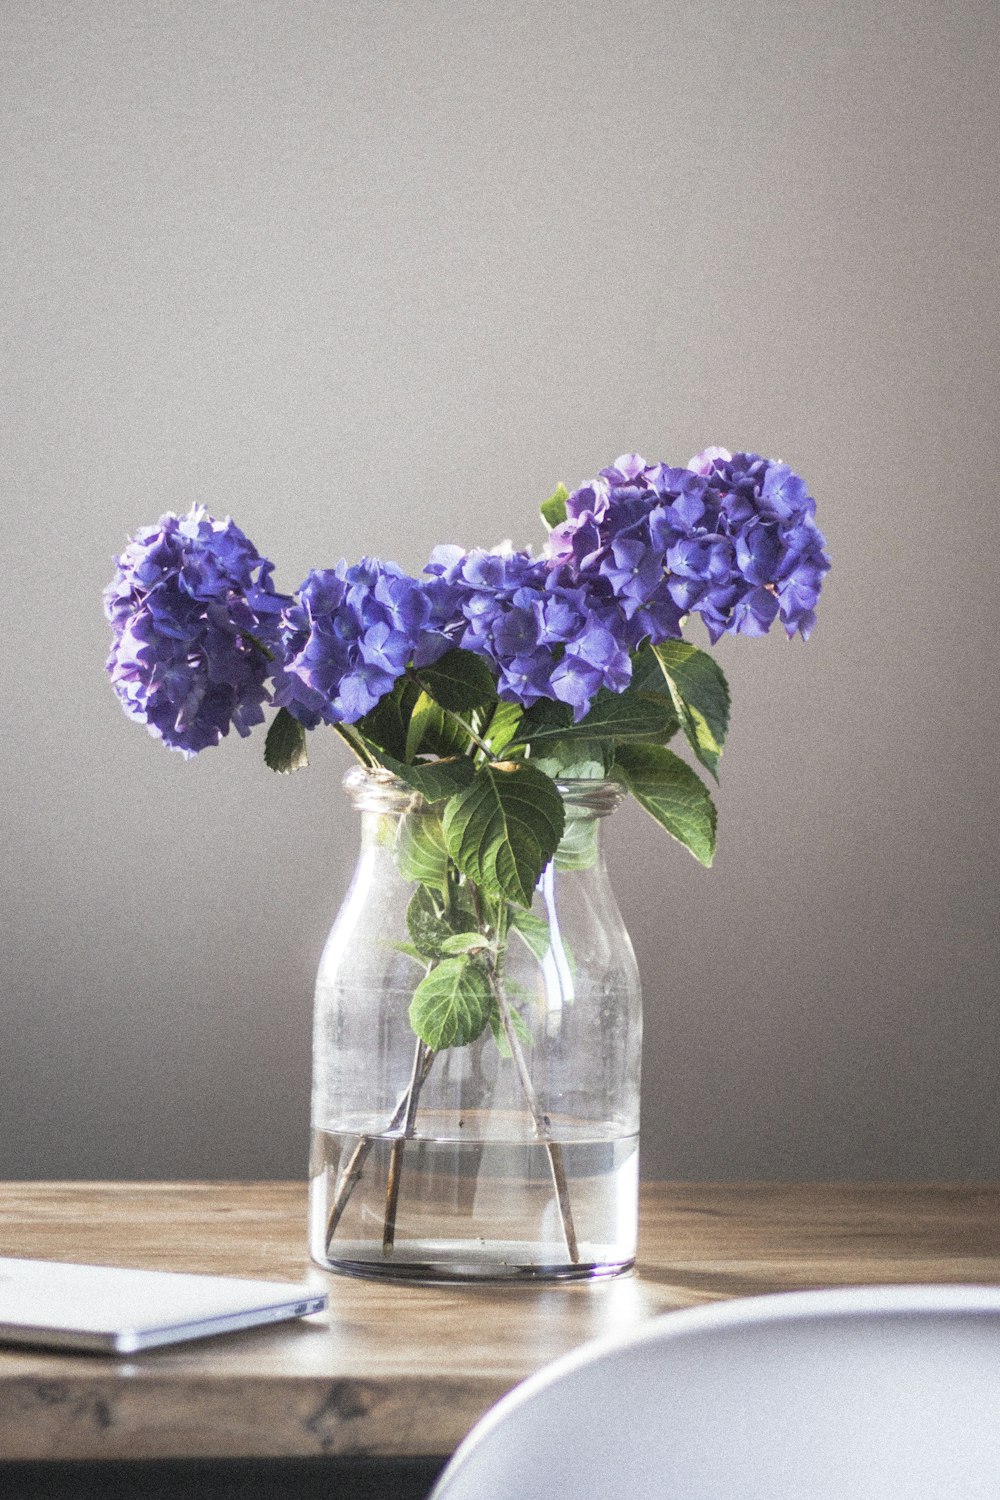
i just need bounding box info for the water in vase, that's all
[309,1115,638,1281]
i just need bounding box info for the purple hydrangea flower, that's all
[687,449,831,640]
[546,458,693,647]
[274,559,457,728]
[104,508,287,756]
[425,545,631,721]
[547,451,830,646]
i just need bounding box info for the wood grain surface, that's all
[0,1181,997,1461]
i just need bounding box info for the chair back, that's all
[429,1284,1000,1500]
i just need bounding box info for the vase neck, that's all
[341,765,625,820]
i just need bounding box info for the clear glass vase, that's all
[308,767,642,1281]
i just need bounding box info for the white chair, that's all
[429,1285,1000,1500]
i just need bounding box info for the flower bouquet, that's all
[105,449,829,1279]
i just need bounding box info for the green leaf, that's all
[553,815,599,872]
[540,482,569,531]
[482,700,524,756]
[440,931,491,955]
[363,749,476,803]
[499,974,535,1004]
[389,941,428,964]
[615,743,717,867]
[578,685,681,742]
[447,880,481,934]
[514,684,676,748]
[530,739,609,782]
[356,678,421,761]
[405,885,455,959]
[264,708,309,774]
[404,691,435,763]
[443,761,566,908]
[629,643,670,694]
[413,648,498,712]
[626,650,680,740]
[652,640,730,782]
[510,909,551,964]
[404,690,471,761]
[512,697,574,743]
[409,957,492,1049]
[395,812,450,894]
[487,996,533,1058]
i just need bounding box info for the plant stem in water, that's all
[324,1044,435,1251]
[468,882,579,1263]
[487,967,580,1264]
[382,1035,429,1255]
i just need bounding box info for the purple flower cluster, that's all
[547,450,830,644]
[105,449,830,755]
[425,545,631,720]
[273,559,455,728]
[686,449,830,639]
[103,508,287,756]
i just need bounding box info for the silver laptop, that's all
[0,1256,328,1353]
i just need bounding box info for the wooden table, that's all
[1,1181,998,1488]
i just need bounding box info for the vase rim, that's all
[341,764,626,815]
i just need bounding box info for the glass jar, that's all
[308,767,642,1281]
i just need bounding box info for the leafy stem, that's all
[334,722,378,768]
[406,674,496,759]
[440,706,494,759]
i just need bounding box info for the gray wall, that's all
[2,0,998,1182]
